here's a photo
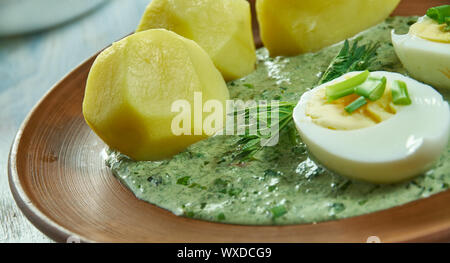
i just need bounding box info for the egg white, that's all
[293,71,449,183]
[392,16,450,89]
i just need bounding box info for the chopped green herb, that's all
[185,211,195,218]
[228,188,243,196]
[189,183,207,190]
[176,176,191,186]
[345,96,367,114]
[391,80,412,105]
[268,185,277,192]
[216,157,227,164]
[214,178,229,187]
[217,213,226,220]
[358,199,368,206]
[243,83,254,89]
[326,70,369,101]
[426,5,450,24]
[270,205,287,219]
[355,76,387,101]
[213,178,230,194]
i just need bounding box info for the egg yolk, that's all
[409,16,450,43]
[306,85,397,130]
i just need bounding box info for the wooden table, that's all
[0,0,149,243]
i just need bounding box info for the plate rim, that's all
[7,56,101,243]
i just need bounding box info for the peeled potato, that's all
[256,0,401,57]
[83,29,229,161]
[136,0,256,81]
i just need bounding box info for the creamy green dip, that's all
[106,17,450,225]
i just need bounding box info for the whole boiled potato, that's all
[137,0,256,81]
[256,0,401,57]
[83,29,229,161]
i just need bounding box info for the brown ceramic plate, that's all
[9,0,450,243]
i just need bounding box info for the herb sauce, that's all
[106,17,450,225]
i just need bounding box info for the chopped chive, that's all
[355,76,387,101]
[426,5,450,24]
[326,70,369,101]
[391,80,412,105]
[345,96,367,114]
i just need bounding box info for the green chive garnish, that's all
[326,70,369,102]
[391,80,412,105]
[426,5,450,24]
[345,96,367,114]
[355,76,387,101]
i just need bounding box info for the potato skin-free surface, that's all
[256,0,401,57]
[83,29,229,161]
[137,0,256,81]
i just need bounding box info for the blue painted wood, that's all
[0,0,150,243]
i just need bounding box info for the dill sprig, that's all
[319,40,380,84]
[234,39,380,162]
[233,102,296,161]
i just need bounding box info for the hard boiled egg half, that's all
[392,15,450,89]
[293,71,449,184]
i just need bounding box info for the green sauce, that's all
[106,17,450,225]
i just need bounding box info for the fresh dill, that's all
[233,102,296,161]
[234,39,380,162]
[319,40,380,85]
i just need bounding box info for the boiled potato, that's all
[256,0,401,57]
[83,29,229,161]
[136,0,256,81]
